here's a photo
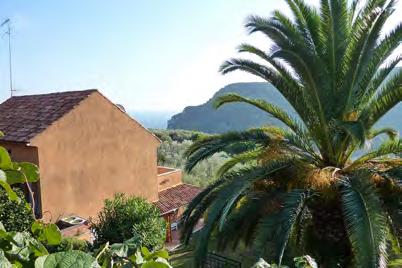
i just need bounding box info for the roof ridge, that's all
[0,90,97,142]
[9,89,98,99]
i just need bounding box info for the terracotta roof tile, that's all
[0,90,97,142]
[155,184,202,214]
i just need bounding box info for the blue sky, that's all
[0,1,401,112]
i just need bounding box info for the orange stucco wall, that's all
[157,166,183,191]
[30,92,160,221]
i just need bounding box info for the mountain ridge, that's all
[167,82,401,135]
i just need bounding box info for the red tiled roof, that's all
[0,90,97,142]
[155,184,202,215]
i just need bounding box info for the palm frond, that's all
[319,0,350,93]
[382,166,402,187]
[222,49,317,128]
[360,56,402,108]
[253,190,310,265]
[191,161,293,265]
[181,178,227,244]
[214,93,305,135]
[333,119,366,147]
[340,1,389,113]
[341,173,389,268]
[347,0,396,101]
[368,127,399,141]
[184,128,272,172]
[283,0,320,51]
[215,149,263,178]
[346,139,402,171]
[216,192,270,250]
[362,72,402,128]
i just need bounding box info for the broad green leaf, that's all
[0,249,12,268]
[0,181,19,202]
[16,162,40,182]
[31,222,62,246]
[28,238,49,257]
[0,223,15,241]
[43,224,62,246]
[389,258,402,267]
[148,249,169,260]
[34,250,100,268]
[154,257,171,266]
[31,221,43,235]
[0,170,20,202]
[8,232,34,261]
[110,242,128,257]
[0,170,6,182]
[123,236,141,249]
[4,170,26,185]
[130,250,144,265]
[141,246,151,258]
[141,260,171,268]
[0,147,12,170]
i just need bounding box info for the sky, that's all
[0,0,401,112]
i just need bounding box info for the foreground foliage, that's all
[252,255,318,268]
[0,187,34,232]
[0,221,171,267]
[181,0,402,267]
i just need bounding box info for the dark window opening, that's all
[18,182,42,219]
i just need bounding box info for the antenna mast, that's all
[1,19,14,97]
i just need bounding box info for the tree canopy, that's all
[181,0,402,267]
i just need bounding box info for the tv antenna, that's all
[1,19,15,97]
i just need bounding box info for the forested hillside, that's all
[167,82,296,133]
[152,129,228,187]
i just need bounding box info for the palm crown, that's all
[181,0,402,267]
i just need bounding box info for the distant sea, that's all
[128,110,177,129]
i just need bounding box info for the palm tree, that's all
[181,0,402,267]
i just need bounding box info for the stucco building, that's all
[0,90,200,234]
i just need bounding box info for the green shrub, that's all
[91,193,166,249]
[0,187,34,232]
[47,237,91,253]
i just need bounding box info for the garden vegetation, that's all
[0,187,34,232]
[91,193,166,250]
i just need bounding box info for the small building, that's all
[0,90,201,237]
[155,166,202,245]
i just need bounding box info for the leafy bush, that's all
[47,237,91,253]
[0,187,34,232]
[91,193,166,249]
